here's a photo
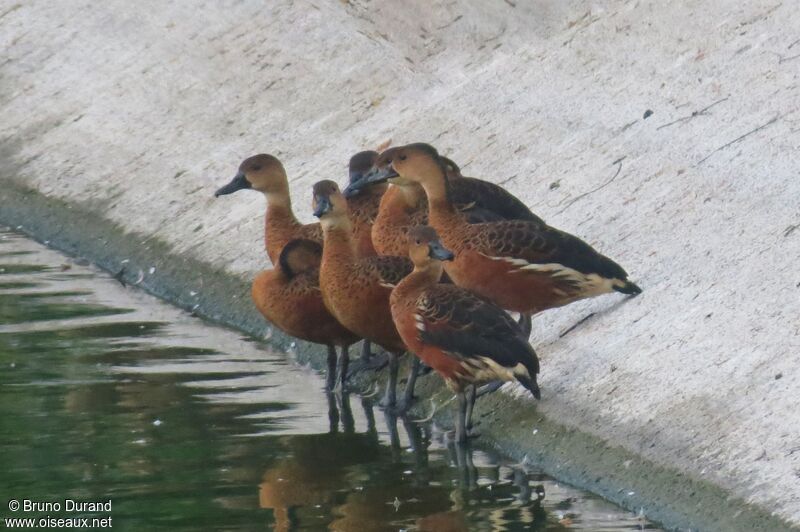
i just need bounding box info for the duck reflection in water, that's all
[258,394,571,531]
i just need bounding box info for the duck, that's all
[345,151,544,334]
[215,154,322,265]
[345,151,385,257]
[390,226,541,442]
[312,179,420,413]
[345,151,392,371]
[365,143,641,329]
[251,238,360,390]
[344,167,543,257]
[215,152,386,372]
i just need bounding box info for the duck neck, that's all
[421,176,461,235]
[395,262,443,301]
[386,183,425,219]
[320,217,357,268]
[396,183,425,209]
[263,190,301,262]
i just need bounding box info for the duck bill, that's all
[364,165,399,186]
[312,196,333,218]
[214,172,251,197]
[428,240,455,261]
[342,174,366,199]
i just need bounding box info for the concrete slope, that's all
[2,0,799,526]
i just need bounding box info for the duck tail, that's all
[613,279,642,296]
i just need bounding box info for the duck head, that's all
[343,150,380,198]
[407,225,454,267]
[357,143,447,190]
[312,180,349,229]
[279,239,323,278]
[215,154,288,197]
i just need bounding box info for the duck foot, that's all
[348,351,390,377]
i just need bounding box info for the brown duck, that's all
[251,238,359,390]
[346,151,386,257]
[365,143,641,324]
[391,226,540,442]
[215,152,385,370]
[344,154,543,256]
[313,179,420,413]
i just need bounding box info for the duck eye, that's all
[252,165,262,171]
[399,155,407,161]
[415,239,421,245]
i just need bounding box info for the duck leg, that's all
[455,390,468,444]
[349,340,390,376]
[518,313,532,337]
[337,392,355,433]
[379,351,399,409]
[476,380,505,398]
[465,384,477,433]
[325,391,339,433]
[333,344,350,394]
[361,340,372,362]
[325,344,337,390]
[394,356,420,415]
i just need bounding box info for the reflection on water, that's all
[0,228,659,530]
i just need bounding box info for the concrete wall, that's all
[2,0,799,527]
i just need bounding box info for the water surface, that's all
[0,227,659,531]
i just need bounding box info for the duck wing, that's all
[474,220,632,283]
[451,177,545,224]
[416,285,539,381]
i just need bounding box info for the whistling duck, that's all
[215,154,322,265]
[346,151,385,257]
[250,239,359,390]
[345,151,543,334]
[390,226,541,442]
[368,143,641,323]
[313,180,420,413]
[344,154,543,258]
[347,151,394,372]
[215,152,385,371]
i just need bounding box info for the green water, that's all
[0,228,659,531]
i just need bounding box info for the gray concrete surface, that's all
[2,0,799,528]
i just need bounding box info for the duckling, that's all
[215,154,322,265]
[367,143,641,330]
[313,180,420,414]
[390,226,541,443]
[251,239,360,390]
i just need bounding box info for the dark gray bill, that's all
[214,172,251,197]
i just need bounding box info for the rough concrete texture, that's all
[2,0,799,527]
